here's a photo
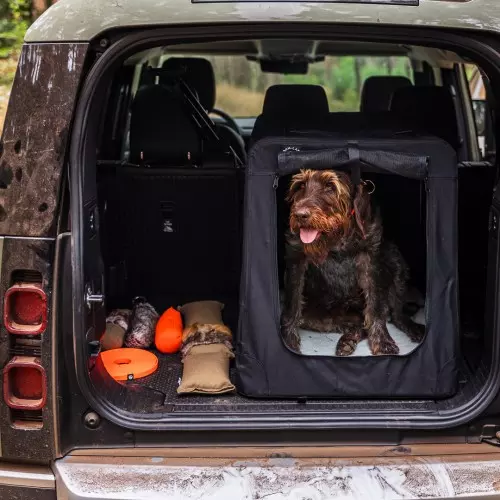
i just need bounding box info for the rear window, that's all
[203,55,413,118]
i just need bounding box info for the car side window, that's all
[466,64,496,162]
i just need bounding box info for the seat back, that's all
[360,75,412,113]
[162,57,246,160]
[251,84,330,143]
[130,84,202,166]
[114,167,241,301]
[102,79,242,305]
[390,85,460,150]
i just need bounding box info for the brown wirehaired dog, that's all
[281,169,424,356]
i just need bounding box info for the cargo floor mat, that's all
[129,352,439,414]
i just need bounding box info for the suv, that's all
[2,0,500,498]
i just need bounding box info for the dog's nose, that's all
[295,209,310,221]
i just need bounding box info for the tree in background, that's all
[210,55,412,115]
[0,0,30,57]
[0,0,55,58]
[31,0,55,19]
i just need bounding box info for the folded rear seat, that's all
[103,82,242,307]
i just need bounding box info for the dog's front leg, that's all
[281,254,307,352]
[356,253,399,355]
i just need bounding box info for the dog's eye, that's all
[298,183,305,190]
[327,183,336,192]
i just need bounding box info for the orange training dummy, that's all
[155,307,183,353]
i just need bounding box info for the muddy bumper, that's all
[51,445,500,499]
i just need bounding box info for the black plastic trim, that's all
[0,485,56,500]
[70,22,500,431]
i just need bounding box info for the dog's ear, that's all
[287,170,308,203]
[353,183,372,238]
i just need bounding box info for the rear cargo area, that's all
[86,38,497,423]
[93,162,491,415]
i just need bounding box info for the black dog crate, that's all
[236,136,459,399]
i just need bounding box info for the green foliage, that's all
[0,0,31,59]
[211,55,412,115]
[284,56,412,112]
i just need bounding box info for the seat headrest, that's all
[162,57,216,112]
[390,85,459,149]
[262,84,329,118]
[129,84,201,165]
[360,76,412,113]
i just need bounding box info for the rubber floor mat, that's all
[129,351,438,414]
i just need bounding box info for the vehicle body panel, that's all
[25,0,500,44]
[54,445,500,499]
[1,3,499,500]
[0,237,57,461]
[0,43,87,237]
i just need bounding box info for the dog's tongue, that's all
[300,228,319,244]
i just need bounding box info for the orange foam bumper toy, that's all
[100,348,158,381]
[155,307,183,354]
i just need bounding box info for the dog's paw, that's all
[336,337,358,356]
[376,337,400,355]
[408,323,425,343]
[369,325,399,356]
[282,324,301,352]
[370,336,399,355]
[286,330,302,352]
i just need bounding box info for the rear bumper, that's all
[0,462,55,499]
[53,444,500,499]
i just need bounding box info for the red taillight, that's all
[2,274,47,430]
[11,367,43,399]
[4,283,47,335]
[3,356,47,410]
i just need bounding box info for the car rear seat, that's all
[250,84,330,144]
[103,82,242,306]
[360,75,412,113]
[319,75,413,137]
[161,57,246,162]
[252,81,417,143]
[129,84,202,165]
[390,85,461,152]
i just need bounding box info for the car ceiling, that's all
[126,39,467,67]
